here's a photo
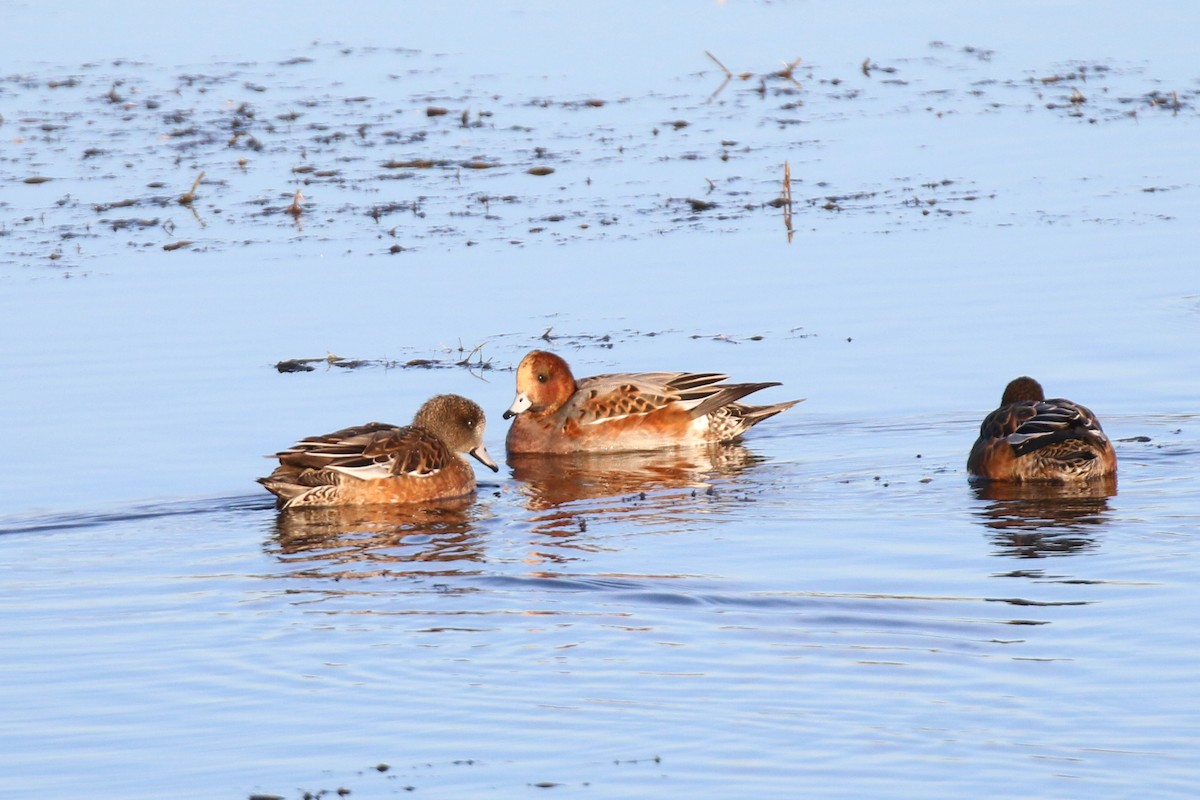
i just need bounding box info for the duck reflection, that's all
[267,497,485,579]
[972,478,1116,558]
[508,444,765,538]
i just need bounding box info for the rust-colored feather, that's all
[259,395,495,508]
[505,350,801,454]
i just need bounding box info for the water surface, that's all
[2,2,1198,798]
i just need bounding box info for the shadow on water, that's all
[971,478,1117,558]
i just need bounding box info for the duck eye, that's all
[537,373,547,383]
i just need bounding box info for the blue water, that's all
[2,2,1199,798]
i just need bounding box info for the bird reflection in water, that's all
[508,443,766,539]
[972,477,1116,558]
[267,497,485,580]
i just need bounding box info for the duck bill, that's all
[470,443,500,472]
[502,392,532,420]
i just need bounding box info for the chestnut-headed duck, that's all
[502,350,801,454]
[967,376,1117,483]
[259,394,498,509]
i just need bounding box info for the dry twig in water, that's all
[704,50,733,79]
[782,161,794,242]
[455,340,492,369]
[286,189,304,218]
[773,58,803,88]
[178,171,205,205]
[705,52,802,100]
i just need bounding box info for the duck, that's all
[502,349,801,454]
[967,376,1117,482]
[259,394,499,509]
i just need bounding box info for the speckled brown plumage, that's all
[503,350,801,454]
[259,394,498,508]
[967,376,1117,483]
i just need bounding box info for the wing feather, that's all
[983,399,1109,458]
[573,372,779,423]
[274,423,452,476]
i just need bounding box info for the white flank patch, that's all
[329,462,395,480]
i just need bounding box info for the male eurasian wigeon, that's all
[259,394,498,509]
[502,350,801,454]
[967,376,1117,482]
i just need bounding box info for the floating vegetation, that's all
[0,43,1192,269]
[273,342,496,374]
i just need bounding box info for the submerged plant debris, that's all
[269,326,779,376]
[1,42,1194,271]
[273,342,497,374]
